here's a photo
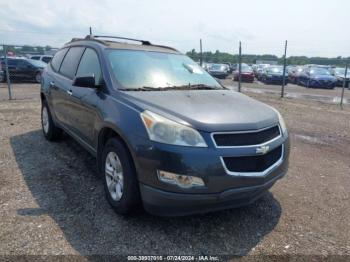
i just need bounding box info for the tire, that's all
[102,137,141,215]
[41,100,62,141]
[35,72,42,83]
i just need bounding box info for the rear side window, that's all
[31,56,40,60]
[51,48,68,71]
[8,59,20,66]
[76,48,102,85]
[59,47,85,79]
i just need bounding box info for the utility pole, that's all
[89,27,92,36]
[281,40,288,98]
[4,45,12,100]
[340,58,348,109]
[199,39,203,67]
[238,41,242,92]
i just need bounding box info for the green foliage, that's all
[187,49,349,67]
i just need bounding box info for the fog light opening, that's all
[157,170,205,188]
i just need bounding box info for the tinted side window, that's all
[31,56,40,60]
[51,48,68,71]
[59,47,85,79]
[42,57,52,63]
[76,48,102,85]
[8,59,20,66]
[18,60,30,67]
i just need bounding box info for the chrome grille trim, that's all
[220,144,284,177]
[211,124,282,148]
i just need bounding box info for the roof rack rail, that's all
[68,35,179,52]
[86,35,151,45]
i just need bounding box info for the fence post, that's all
[238,41,242,92]
[340,58,348,109]
[3,45,12,100]
[281,40,288,98]
[199,39,203,67]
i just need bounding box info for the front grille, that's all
[222,145,283,173]
[213,125,280,147]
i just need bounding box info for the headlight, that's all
[269,107,287,134]
[276,110,287,134]
[140,110,207,147]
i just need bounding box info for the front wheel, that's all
[102,137,141,215]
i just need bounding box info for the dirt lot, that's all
[0,84,350,258]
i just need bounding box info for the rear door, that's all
[47,48,69,125]
[16,60,34,79]
[6,59,20,77]
[55,46,85,132]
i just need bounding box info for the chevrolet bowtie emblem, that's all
[256,145,270,154]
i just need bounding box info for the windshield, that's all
[241,65,252,72]
[267,67,283,73]
[28,59,47,67]
[310,67,330,75]
[107,50,222,90]
[209,64,225,71]
[335,68,347,75]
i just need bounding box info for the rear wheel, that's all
[35,72,42,83]
[41,100,62,141]
[102,137,141,215]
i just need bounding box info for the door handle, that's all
[67,90,73,96]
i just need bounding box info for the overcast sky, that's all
[0,0,349,57]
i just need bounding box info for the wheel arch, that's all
[96,124,138,176]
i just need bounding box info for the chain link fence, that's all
[0,44,58,100]
[0,40,349,107]
[190,39,350,108]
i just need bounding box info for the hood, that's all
[122,90,278,132]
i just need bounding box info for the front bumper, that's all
[209,71,228,78]
[132,131,290,216]
[265,76,288,84]
[309,79,336,88]
[140,170,285,216]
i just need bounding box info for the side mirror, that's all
[73,74,96,88]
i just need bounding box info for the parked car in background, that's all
[0,58,46,83]
[200,62,211,71]
[288,66,304,84]
[225,62,234,73]
[40,35,290,216]
[233,64,254,82]
[208,63,229,78]
[298,67,337,89]
[261,66,288,85]
[30,55,53,64]
[330,67,349,87]
[256,64,270,80]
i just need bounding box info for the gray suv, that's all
[40,35,290,216]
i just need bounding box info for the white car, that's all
[29,55,53,64]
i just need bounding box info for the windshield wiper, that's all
[118,86,159,91]
[155,84,223,90]
[119,84,224,91]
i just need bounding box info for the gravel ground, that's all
[0,84,349,259]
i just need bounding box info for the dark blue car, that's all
[40,35,290,216]
[298,67,337,89]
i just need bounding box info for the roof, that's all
[65,35,181,54]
